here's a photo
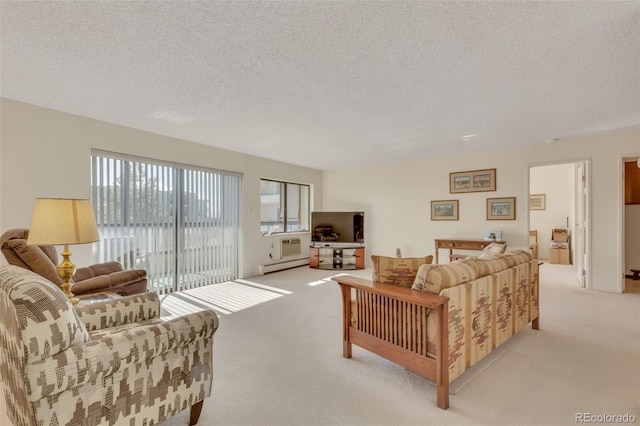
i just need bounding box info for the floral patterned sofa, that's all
[333,249,539,410]
[0,265,218,426]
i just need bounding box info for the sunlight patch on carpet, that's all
[234,279,293,294]
[307,278,333,286]
[161,279,289,316]
[307,272,351,287]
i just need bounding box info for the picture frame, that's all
[431,199,459,221]
[529,194,546,210]
[486,197,516,220]
[450,168,496,193]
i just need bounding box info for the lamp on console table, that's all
[27,198,100,305]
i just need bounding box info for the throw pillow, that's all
[411,263,436,291]
[478,242,507,258]
[371,255,433,288]
[9,241,61,284]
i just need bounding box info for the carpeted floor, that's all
[157,263,639,426]
[2,264,637,425]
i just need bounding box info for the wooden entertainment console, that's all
[309,245,365,270]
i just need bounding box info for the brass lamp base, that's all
[57,245,79,305]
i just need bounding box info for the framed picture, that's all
[450,168,496,193]
[529,194,546,210]
[431,200,459,221]
[486,197,516,220]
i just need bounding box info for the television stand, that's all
[309,244,365,270]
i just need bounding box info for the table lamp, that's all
[27,198,100,305]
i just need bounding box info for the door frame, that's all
[527,158,592,290]
[575,161,588,288]
[619,153,640,293]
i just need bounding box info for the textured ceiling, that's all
[1,1,639,170]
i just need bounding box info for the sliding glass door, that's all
[91,151,242,294]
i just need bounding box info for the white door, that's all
[575,162,588,288]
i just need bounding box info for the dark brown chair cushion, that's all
[1,229,62,285]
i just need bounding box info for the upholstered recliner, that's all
[0,265,218,426]
[0,228,147,296]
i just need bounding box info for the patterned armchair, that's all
[0,265,218,426]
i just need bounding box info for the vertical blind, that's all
[91,152,242,294]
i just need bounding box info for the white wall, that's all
[529,164,575,261]
[0,99,3,232]
[3,98,638,291]
[323,127,640,293]
[0,98,323,278]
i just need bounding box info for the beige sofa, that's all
[333,250,539,410]
[0,265,218,426]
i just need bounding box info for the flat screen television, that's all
[311,211,364,245]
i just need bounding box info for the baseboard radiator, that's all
[259,257,310,275]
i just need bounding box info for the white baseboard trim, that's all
[259,257,310,275]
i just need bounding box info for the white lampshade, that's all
[27,198,100,245]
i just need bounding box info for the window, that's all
[91,151,242,294]
[260,179,310,235]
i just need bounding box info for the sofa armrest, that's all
[25,309,219,400]
[332,274,450,409]
[71,268,147,295]
[332,275,448,309]
[74,292,161,331]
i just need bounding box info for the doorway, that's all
[622,156,640,294]
[529,160,591,290]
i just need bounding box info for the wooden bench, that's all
[333,255,539,410]
[333,275,450,409]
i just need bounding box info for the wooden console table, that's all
[434,238,504,263]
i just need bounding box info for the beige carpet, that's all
[2,264,638,425]
[158,263,639,426]
[413,344,510,395]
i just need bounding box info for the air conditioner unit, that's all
[280,238,301,257]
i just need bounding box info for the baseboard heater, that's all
[259,257,310,275]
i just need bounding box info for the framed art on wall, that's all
[450,168,496,193]
[487,197,516,220]
[529,194,546,210]
[431,200,459,221]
